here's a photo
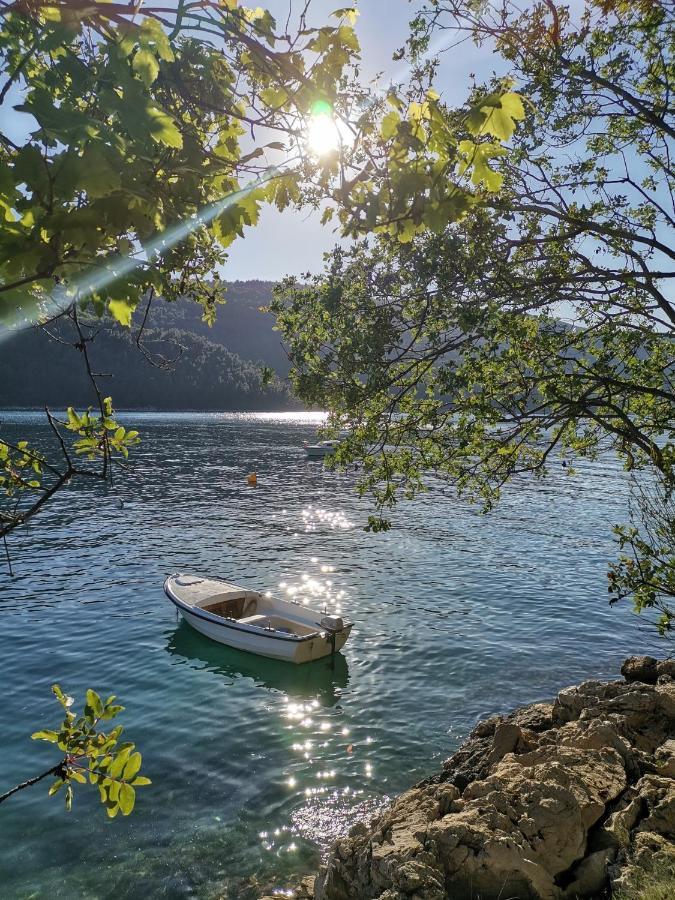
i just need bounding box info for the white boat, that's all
[303,439,340,459]
[164,573,353,664]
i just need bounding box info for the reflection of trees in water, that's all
[166,621,349,705]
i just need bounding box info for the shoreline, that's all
[267,656,675,900]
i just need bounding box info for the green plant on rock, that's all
[609,483,675,641]
[0,684,150,817]
[613,856,675,900]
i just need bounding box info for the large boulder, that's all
[306,662,675,900]
[621,655,675,684]
[621,655,659,684]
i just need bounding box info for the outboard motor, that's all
[320,615,344,633]
[320,615,344,655]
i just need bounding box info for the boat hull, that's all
[303,440,339,459]
[164,575,352,664]
[304,447,335,458]
[177,605,350,662]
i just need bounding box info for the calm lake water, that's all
[0,411,661,899]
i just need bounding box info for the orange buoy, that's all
[247,472,257,486]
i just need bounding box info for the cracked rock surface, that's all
[268,660,675,900]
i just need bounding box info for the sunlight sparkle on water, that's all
[302,506,353,532]
[273,558,349,615]
[291,789,388,849]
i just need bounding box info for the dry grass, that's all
[613,859,675,900]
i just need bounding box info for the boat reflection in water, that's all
[166,623,383,860]
[166,620,349,704]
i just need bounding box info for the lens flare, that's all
[0,168,280,343]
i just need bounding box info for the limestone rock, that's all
[622,655,659,684]
[297,876,317,898]
[656,739,675,779]
[621,655,675,685]
[562,848,615,898]
[301,661,675,900]
[657,659,675,680]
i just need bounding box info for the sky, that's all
[224,0,506,281]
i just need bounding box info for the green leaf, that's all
[86,689,103,718]
[108,299,134,327]
[146,105,183,149]
[474,92,525,141]
[331,7,359,26]
[109,747,131,780]
[139,17,175,62]
[133,49,159,87]
[122,751,142,781]
[458,140,507,192]
[52,684,74,708]
[31,729,59,742]
[79,147,121,199]
[65,409,81,430]
[131,776,151,786]
[119,782,136,815]
[380,111,400,141]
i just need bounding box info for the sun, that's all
[307,101,341,157]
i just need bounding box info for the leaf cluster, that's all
[32,684,151,817]
[64,397,139,460]
[609,482,675,638]
[0,438,44,495]
[0,1,362,330]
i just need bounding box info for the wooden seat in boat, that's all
[201,594,258,619]
[238,614,269,627]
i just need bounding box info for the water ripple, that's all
[0,412,662,899]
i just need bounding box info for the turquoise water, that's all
[0,411,661,898]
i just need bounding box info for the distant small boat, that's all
[303,439,340,459]
[164,574,352,664]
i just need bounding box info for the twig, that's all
[134,287,185,368]
[2,533,12,577]
[0,762,65,805]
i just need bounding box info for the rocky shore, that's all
[267,657,675,900]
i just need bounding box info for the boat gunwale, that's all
[164,575,353,643]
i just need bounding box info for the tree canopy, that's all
[272,0,675,633]
[0,0,361,328]
[0,0,523,540]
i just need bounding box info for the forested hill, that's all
[0,281,301,411]
[146,280,291,376]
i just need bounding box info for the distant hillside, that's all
[0,282,301,411]
[150,280,291,376]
